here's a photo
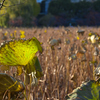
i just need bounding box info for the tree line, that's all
[1,0,100,27]
[0,0,40,27]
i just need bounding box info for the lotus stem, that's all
[24,73,27,100]
[28,74,32,100]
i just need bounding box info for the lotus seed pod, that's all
[76,30,85,36]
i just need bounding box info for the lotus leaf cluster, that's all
[0,37,43,99]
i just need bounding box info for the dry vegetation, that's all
[0,26,100,100]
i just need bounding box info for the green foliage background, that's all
[48,0,100,17]
[0,0,40,27]
[1,0,100,27]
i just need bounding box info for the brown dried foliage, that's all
[0,26,100,100]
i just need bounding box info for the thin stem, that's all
[24,73,27,100]
[28,75,32,100]
[8,91,10,100]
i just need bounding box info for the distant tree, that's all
[48,0,73,15]
[32,0,41,16]
[48,0,92,18]
[93,0,100,12]
[0,0,41,27]
[0,0,6,10]
[0,0,10,27]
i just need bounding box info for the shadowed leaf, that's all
[0,73,25,99]
[25,56,43,84]
[65,79,100,100]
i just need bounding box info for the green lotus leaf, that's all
[65,79,100,100]
[24,56,43,84]
[0,37,42,67]
[0,73,25,99]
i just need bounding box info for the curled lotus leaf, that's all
[0,73,25,99]
[0,37,42,67]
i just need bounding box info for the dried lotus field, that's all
[0,26,100,100]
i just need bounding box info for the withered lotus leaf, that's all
[0,73,25,99]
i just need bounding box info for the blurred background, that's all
[1,1,100,100]
[0,0,100,27]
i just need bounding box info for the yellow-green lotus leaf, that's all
[0,37,42,66]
